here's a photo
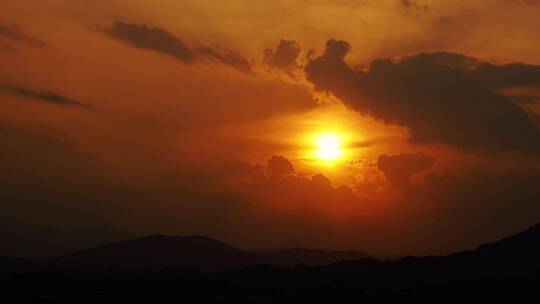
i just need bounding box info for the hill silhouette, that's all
[2,223,540,302]
[46,234,369,271]
[48,234,261,271]
[476,223,540,256]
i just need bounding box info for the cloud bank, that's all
[305,40,540,154]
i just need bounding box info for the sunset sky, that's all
[2,0,540,258]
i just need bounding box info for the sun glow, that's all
[315,133,343,161]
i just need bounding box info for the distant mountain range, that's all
[45,234,369,271]
[47,234,260,272]
[2,223,540,302]
[2,223,540,273]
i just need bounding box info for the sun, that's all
[315,133,343,161]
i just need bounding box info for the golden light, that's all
[315,133,343,161]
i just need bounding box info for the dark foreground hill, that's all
[260,248,368,267]
[2,223,540,303]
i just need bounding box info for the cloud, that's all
[252,156,359,209]
[100,21,251,72]
[263,39,301,74]
[305,40,540,154]
[472,62,540,88]
[311,173,332,188]
[267,155,295,177]
[0,23,47,48]
[377,153,434,192]
[102,21,193,61]
[0,84,90,107]
[196,46,251,73]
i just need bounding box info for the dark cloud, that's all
[102,21,193,61]
[305,40,540,154]
[472,62,540,88]
[255,156,358,210]
[196,46,251,73]
[311,173,332,188]
[0,84,90,107]
[377,153,434,192]
[0,23,47,48]
[267,155,295,178]
[101,21,251,72]
[263,39,301,74]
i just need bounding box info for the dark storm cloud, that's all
[377,153,434,192]
[305,40,540,154]
[101,21,251,72]
[0,84,90,108]
[263,39,301,74]
[0,23,47,48]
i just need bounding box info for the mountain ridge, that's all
[42,233,370,271]
[2,221,540,274]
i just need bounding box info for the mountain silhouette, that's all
[47,234,369,271]
[476,223,540,256]
[3,223,540,302]
[7,223,540,275]
[446,222,540,276]
[48,234,260,271]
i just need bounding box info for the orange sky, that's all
[2,0,540,257]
